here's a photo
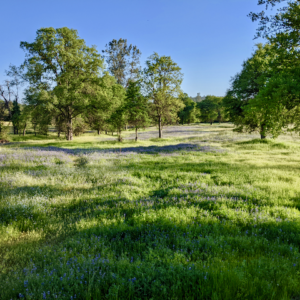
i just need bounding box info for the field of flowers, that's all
[1,124,300,299]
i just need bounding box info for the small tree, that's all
[11,100,21,134]
[143,53,184,138]
[125,81,150,141]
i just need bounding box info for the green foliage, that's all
[143,52,184,137]
[11,100,21,134]
[223,44,277,138]
[20,27,104,141]
[197,96,218,125]
[178,93,199,125]
[102,38,141,87]
[73,115,88,137]
[85,73,125,135]
[124,81,150,140]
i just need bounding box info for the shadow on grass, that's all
[5,143,225,155]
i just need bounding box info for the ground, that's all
[1,124,300,299]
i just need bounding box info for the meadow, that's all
[1,124,300,299]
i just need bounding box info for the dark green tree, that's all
[197,98,218,125]
[178,94,199,125]
[223,44,275,138]
[11,100,21,134]
[125,81,150,141]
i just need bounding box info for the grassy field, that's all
[1,124,300,299]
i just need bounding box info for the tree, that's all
[11,100,21,134]
[143,52,184,138]
[0,81,16,120]
[102,39,141,87]
[204,95,226,124]
[249,0,297,39]
[20,27,104,141]
[223,44,276,139]
[178,93,199,125]
[248,0,300,135]
[125,81,150,141]
[197,98,218,125]
[85,73,126,135]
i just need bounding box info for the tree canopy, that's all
[20,27,104,140]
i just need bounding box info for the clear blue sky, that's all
[0,0,269,97]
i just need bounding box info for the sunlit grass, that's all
[1,124,300,299]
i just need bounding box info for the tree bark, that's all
[135,127,138,141]
[97,129,100,135]
[23,123,27,136]
[67,118,73,141]
[260,124,266,139]
[158,115,162,138]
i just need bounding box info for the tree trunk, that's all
[23,123,27,136]
[105,131,107,135]
[97,129,100,135]
[58,130,60,138]
[260,124,266,139]
[158,116,162,138]
[210,122,212,125]
[67,118,73,141]
[135,127,138,141]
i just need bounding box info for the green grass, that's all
[1,124,300,299]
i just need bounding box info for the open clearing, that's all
[1,124,300,299]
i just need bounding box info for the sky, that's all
[0,0,272,98]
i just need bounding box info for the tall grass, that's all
[1,125,300,299]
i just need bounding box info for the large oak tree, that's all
[20,27,104,140]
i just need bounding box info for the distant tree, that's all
[125,81,150,141]
[197,98,218,125]
[143,52,184,138]
[20,27,104,141]
[178,93,199,125]
[0,81,16,120]
[73,115,88,137]
[11,100,21,134]
[24,89,53,136]
[102,38,141,87]
[203,95,226,124]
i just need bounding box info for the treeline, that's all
[0,28,227,141]
[224,0,300,139]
